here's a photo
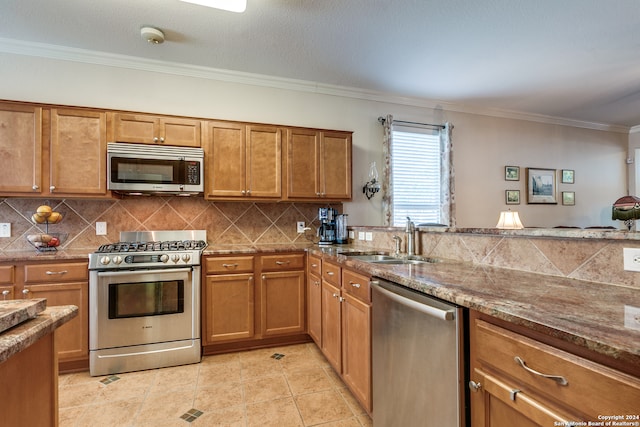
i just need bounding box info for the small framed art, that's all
[505,166,520,181]
[562,191,575,206]
[505,190,520,205]
[526,167,557,204]
[561,169,574,184]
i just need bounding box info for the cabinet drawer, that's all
[342,268,370,303]
[0,265,14,285]
[322,261,341,286]
[475,319,640,417]
[308,254,322,276]
[205,256,254,274]
[24,262,88,283]
[261,253,305,271]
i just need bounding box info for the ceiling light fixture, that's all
[140,26,165,44]
[179,0,246,13]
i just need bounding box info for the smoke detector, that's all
[140,26,165,44]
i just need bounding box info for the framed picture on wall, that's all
[562,191,575,206]
[561,169,575,184]
[505,166,520,181]
[526,167,557,204]
[505,190,520,205]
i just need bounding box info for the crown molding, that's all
[0,37,630,134]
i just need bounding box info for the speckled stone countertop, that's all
[309,247,640,375]
[0,305,78,364]
[0,249,90,263]
[0,298,47,334]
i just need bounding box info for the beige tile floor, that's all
[58,343,373,427]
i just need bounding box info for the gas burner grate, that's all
[95,240,207,254]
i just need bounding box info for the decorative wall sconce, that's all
[363,161,381,200]
[496,210,524,229]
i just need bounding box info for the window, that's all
[381,117,453,227]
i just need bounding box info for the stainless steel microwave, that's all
[107,142,204,196]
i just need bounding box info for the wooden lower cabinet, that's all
[0,260,89,373]
[306,254,322,345]
[202,253,308,353]
[469,310,640,426]
[318,260,372,414]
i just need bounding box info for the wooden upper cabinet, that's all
[286,128,352,200]
[111,112,202,147]
[50,108,108,196]
[205,121,281,200]
[0,102,42,194]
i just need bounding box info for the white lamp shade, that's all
[179,0,246,12]
[496,211,524,229]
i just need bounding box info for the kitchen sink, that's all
[344,253,438,265]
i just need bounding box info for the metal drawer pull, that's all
[349,281,361,288]
[275,261,290,265]
[468,380,482,392]
[222,263,238,268]
[46,270,68,275]
[514,356,568,386]
[510,389,521,401]
[327,271,334,276]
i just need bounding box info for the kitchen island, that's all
[0,304,78,427]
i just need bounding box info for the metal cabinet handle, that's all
[327,271,334,276]
[2,289,9,300]
[32,185,39,191]
[275,260,290,265]
[45,270,68,275]
[222,263,238,268]
[349,281,361,289]
[22,289,30,296]
[160,137,165,143]
[262,275,266,280]
[49,185,56,192]
[332,293,339,298]
[314,280,320,286]
[311,263,318,268]
[468,380,482,392]
[514,356,568,386]
[153,137,159,142]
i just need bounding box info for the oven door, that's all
[89,267,199,350]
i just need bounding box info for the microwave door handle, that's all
[96,268,193,278]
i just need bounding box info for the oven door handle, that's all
[96,267,193,278]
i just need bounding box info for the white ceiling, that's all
[1,0,640,129]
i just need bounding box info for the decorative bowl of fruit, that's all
[26,204,66,252]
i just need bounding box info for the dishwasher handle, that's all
[371,280,455,321]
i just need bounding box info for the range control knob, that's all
[160,254,169,263]
[182,253,191,262]
[113,256,123,265]
[100,256,111,265]
[171,254,180,263]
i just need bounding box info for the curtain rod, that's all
[377,116,445,130]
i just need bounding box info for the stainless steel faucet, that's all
[405,217,415,256]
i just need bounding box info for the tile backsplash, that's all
[0,197,336,252]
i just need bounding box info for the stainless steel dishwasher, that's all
[371,279,467,427]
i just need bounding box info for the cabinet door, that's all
[111,113,159,144]
[246,125,281,198]
[160,117,202,147]
[205,121,246,198]
[0,103,42,194]
[204,273,254,343]
[341,293,372,413]
[307,272,322,345]
[260,270,305,337]
[321,280,342,372]
[50,108,108,196]
[286,128,320,199]
[22,281,88,362]
[471,369,575,427]
[320,131,352,200]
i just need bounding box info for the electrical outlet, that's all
[623,248,640,272]
[296,221,306,233]
[624,305,640,331]
[358,231,365,240]
[0,223,10,238]
[349,231,355,239]
[96,221,107,236]
[365,232,373,241]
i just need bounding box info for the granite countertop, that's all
[309,247,640,375]
[0,305,78,364]
[0,249,90,263]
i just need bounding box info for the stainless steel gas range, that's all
[88,230,207,376]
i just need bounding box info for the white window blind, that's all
[391,128,442,227]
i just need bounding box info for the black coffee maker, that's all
[317,207,337,245]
